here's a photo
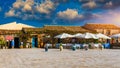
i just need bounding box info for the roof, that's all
[43,25,93,33]
[0,22,35,30]
[22,28,43,34]
[83,23,120,30]
[0,30,20,35]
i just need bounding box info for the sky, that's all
[0,0,120,27]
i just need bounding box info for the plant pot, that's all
[12,46,14,49]
[60,46,63,51]
[26,45,28,48]
[5,46,8,49]
[2,46,5,49]
[38,45,40,48]
[20,45,23,48]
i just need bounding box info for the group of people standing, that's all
[44,43,63,52]
[44,43,91,52]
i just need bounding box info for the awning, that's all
[5,35,14,40]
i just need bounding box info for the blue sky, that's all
[0,0,120,27]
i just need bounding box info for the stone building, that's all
[83,23,120,36]
[1,22,120,48]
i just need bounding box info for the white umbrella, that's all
[96,33,111,39]
[73,33,83,38]
[54,33,73,39]
[111,33,120,38]
[77,32,98,39]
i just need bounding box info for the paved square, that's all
[0,49,120,68]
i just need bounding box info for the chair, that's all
[75,44,80,49]
[62,44,66,48]
[104,43,110,49]
[66,43,73,49]
[55,44,60,49]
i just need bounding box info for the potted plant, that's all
[0,40,6,49]
[20,42,23,48]
[59,43,63,51]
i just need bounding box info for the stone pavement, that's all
[0,49,120,68]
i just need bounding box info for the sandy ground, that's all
[0,48,120,68]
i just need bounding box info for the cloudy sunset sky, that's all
[0,0,120,27]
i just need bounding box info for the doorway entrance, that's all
[14,37,20,48]
[32,37,38,48]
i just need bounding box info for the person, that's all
[59,43,63,51]
[84,44,88,50]
[44,44,48,52]
[11,40,14,49]
[72,44,76,51]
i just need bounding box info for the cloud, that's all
[12,0,23,9]
[57,8,98,21]
[5,9,15,17]
[106,1,112,6]
[5,0,56,20]
[82,1,97,9]
[80,0,120,10]
[36,0,55,14]
[57,8,83,20]
[56,8,99,25]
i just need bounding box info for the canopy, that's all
[0,22,35,30]
[96,33,111,39]
[77,32,98,39]
[110,33,120,38]
[54,33,73,39]
[5,35,14,40]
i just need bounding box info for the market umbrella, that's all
[77,32,98,39]
[54,33,73,39]
[54,33,73,44]
[96,33,111,39]
[110,33,120,38]
[72,33,83,43]
[74,32,98,45]
[5,35,14,41]
[110,33,120,43]
[73,33,83,38]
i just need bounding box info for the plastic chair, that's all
[104,43,110,49]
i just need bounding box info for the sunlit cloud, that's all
[5,0,56,20]
[5,9,15,17]
[36,0,55,14]
[57,8,82,20]
[82,1,97,9]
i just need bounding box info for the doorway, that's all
[14,37,20,48]
[32,37,38,48]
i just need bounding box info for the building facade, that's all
[83,23,120,36]
[0,22,120,48]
